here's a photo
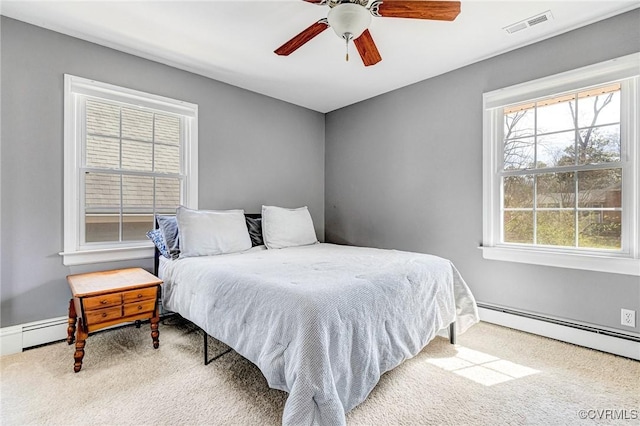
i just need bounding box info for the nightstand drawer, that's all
[86,306,122,324]
[123,287,157,303]
[124,299,156,316]
[84,293,122,310]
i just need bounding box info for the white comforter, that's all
[161,243,478,425]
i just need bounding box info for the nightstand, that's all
[66,267,162,372]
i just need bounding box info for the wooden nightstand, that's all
[66,267,163,372]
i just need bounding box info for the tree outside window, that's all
[502,84,622,250]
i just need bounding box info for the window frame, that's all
[481,53,640,276]
[61,75,198,266]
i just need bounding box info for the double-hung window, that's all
[62,75,198,265]
[482,53,639,275]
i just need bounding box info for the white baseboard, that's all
[0,325,24,356]
[0,316,68,356]
[1,304,168,356]
[478,307,640,361]
[3,308,638,361]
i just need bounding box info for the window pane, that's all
[504,175,533,208]
[504,211,533,244]
[577,124,620,164]
[536,172,575,208]
[537,211,575,247]
[123,214,154,241]
[536,96,575,134]
[84,172,121,243]
[86,100,119,137]
[504,137,534,170]
[578,211,621,249]
[155,114,180,145]
[536,131,575,168]
[123,175,153,211]
[122,140,153,172]
[155,144,180,173]
[122,175,153,241]
[86,135,120,169]
[85,214,119,243]
[121,107,153,141]
[577,88,620,128]
[504,108,534,139]
[85,172,120,210]
[155,177,180,213]
[578,169,622,208]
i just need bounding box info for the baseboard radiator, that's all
[2,304,638,360]
[0,303,169,356]
[478,302,640,360]
[0,316,69,356]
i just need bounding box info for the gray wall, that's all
[0,17,325,327]
[325,10,640,334]
[2,10,639,335]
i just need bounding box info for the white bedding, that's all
[160,243,478,425]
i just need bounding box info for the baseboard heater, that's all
[477,302,640,343]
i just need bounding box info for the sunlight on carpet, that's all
[425,346,540,386]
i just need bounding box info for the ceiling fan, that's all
[274,0,461,66]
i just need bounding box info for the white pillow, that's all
[176,207,252,257]
[262,205,318,249]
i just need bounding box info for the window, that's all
[482,54,639,276]
[62,75,198,265]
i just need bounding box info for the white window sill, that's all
[60,245,154,266]
[480,246,640,276]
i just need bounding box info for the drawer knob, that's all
[137,294,143,298]
[100,300,108,305]
[138,305,143,310]
[101,312,107,317]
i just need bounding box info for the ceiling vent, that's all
[504,10,554,34]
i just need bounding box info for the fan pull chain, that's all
[344,32,353,62]
[345,37,349,61]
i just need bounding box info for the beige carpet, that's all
[1,318,638,425]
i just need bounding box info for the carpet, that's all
[1,318,638,425]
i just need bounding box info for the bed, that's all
[152,207,479,425]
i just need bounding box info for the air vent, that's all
[527,14,549,26]
[504,10,554,34]
[505,22,527,34]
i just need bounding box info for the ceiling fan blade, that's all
[274,20,329,56]
[373,0,461,21]
[353,29,382,67]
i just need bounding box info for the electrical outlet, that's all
[621,309,636,327]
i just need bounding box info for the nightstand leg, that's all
[73,319,88,373]
[67,299,77,345]
[150,316,159,349]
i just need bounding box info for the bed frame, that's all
[153,213,457,365]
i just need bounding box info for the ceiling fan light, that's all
[327,3,372,40]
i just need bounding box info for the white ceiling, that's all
[1,0,638,113]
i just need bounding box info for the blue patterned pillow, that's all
[156,215,180,259]
[146,229,171,259]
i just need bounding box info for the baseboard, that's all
[0,316,68,356]
[478,306,640,361]
[1,304,171,356]
[4,307,639,360]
